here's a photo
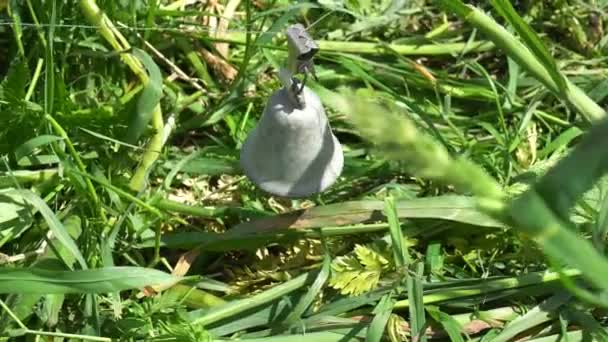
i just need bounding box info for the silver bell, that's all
[240,24,343,198]
[240,84,344,198]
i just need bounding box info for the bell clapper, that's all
[239,23,344,198]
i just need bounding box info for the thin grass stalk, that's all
[203,31,495,56]
[191,272,311,326]
[393,268,581,309]
[45,115,106,222]
[439,1,605,122]
[79,0,166,192]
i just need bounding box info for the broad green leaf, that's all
[0,215,82,330]
[125,48,163,144]
[537,127,582,159]
[17,154,61,167]
[0,189,32,247]
[531,117,608,222]
[0,266,177,294]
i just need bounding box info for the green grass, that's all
[2,0,608,340]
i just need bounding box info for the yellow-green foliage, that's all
[329,243,393,296]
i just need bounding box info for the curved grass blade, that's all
[366,293,396,342]
[437,0,605,122]
[0,266,177,294]
[426,306,466,342]
[125,48,163,145]
[13,189,87,269]
[14,135,63,161]
[491,292,571,342]
[190,272,311,326]
[232,195,505,234]
[283,254,332,326]
[384,196,410,268]
[489,0,567,95]
[408,262,426,342]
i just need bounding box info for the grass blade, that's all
[282,254,332,326]
[492,292,571,342]
[190,272,312,326]
[489,0,567,95]
[366,293,395,342]
[384,195,410,268]
[232,195,505,234]
[0,266,177,294]
[125,48,163,145]
[408,262,426,342]
[426,306,466,342]
[14,189,87,270]
[13,134,63,161]
[438,0,605,122]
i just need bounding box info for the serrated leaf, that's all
[354,244,389,270]
[330,244,390,296]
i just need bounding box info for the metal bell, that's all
[240,24,343,198]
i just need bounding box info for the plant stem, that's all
[45,114,106,222]
[79,0,167,192]
[393,268,581,308]
[439,1,605,122]
[199,31,496,56]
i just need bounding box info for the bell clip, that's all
[239,23,344,199]
[286,23,319,76]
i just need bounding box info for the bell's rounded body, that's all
[240,86,343,198]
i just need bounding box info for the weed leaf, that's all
[125,48,163,144]
[0,266,177,294]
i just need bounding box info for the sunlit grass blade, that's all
[491,292,570,342]
[282,254,331,326]
[0,266,177,294]
[489,0,567,95]
[366,293,395,342]
[13,135,62,162]
[407,262,426,342]
[438,0,605,122]
[426,306,466,342]
[232,195,505,234]
[384,195,410,268]
[124,48,163,145]
[13,189,87,270]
